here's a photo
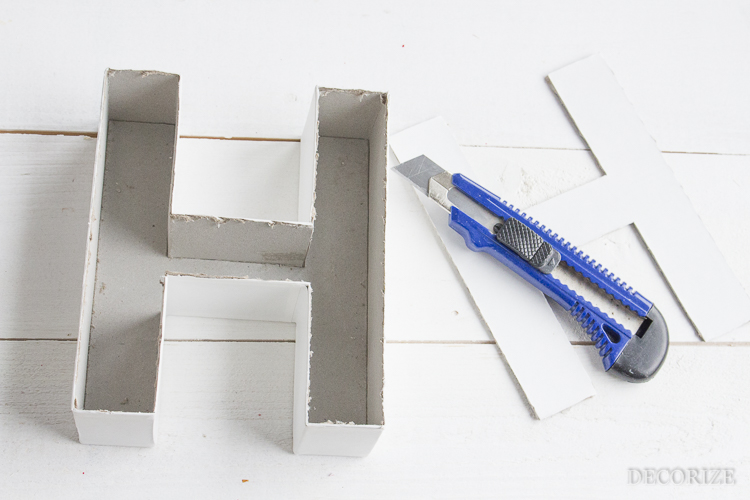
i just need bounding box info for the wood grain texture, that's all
[3,136,747,345]
[390,117,596,419]
[1,1,749,154]
[542,55,750,340]
[1,1,748,495]
[0,134,94,339]
[0,341,747,499]
[462,146,750,343]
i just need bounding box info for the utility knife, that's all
[395,155,669,382]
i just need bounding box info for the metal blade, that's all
[394,154,503,231]
[393,155,447,195]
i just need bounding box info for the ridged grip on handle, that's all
[495,218,559,274]
[452,173,653,318]
[448,207,632,369]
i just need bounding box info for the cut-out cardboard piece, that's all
[391,118,595,420]
[72,71,386,455]
[543,55,750,341]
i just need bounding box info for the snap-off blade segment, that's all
[393,156,447,195]
[392,155,669,382]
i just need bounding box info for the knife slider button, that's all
[494,218,561,274]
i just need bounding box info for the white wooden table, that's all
[1,2,748,498]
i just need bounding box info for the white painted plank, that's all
[460,146,698,341]
[0,3,746,496]
[3,134,746,345]
[0,134,94,339]
[668,152,750,309]
[542,55,750,340]
[391,118,595,419]
[1,2,750,154]
[384,152,493,342]
[462,146,750,342]
[461,145,605,209]
[1,340,748,499]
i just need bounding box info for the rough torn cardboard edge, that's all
[166,96,315,266]
[390,117,596,420]
[305,84,388,438]
[72,77,387,453]
[293,87,386,457]
[365,89,388,428]
[168,216,314,267]
[542,54,750,340]
[72,69,178,446]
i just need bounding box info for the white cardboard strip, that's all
[391,118,595,420]
[543,55,750,340]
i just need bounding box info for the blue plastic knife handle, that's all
[448,173,655,371]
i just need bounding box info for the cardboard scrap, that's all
[543,55,750,340]
[391,118,596,420]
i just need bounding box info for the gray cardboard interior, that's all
[168,118,315,267]
[107,70,179,124]
[364,92,387,427]
[168,215,313,267]
[83,71,303,412]
[306,89,387,425]
[82,77,386,432]
[306,136,370,423]
[84,120,173,412]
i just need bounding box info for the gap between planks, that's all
[0,129,97,138]
[387,340,750,346]
[0,338,748,346]
[0,129,299,142]
[1,129,747,156]
[461,143,750,156]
